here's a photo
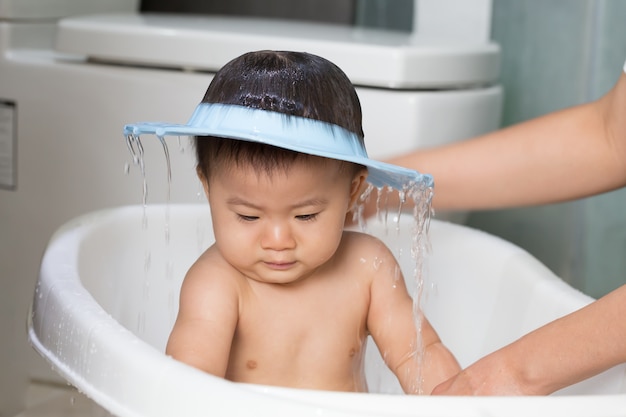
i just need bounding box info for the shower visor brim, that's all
[123,103,434,190]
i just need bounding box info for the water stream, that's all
[354,182,433,393]
[125,133,434,394]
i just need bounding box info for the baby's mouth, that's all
[263,261,296,270]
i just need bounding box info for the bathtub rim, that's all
[28,204,626,417]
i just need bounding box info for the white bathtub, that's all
[29,204,626,417]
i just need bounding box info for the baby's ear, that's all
[348,169,368,210]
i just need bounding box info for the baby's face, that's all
[204,159,364,284]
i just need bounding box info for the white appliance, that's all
[0,1,501,415]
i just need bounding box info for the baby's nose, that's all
[261,221,296,250]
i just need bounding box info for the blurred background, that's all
[461,1,626,300]
[141,0,626,299]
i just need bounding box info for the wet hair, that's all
[195,50,365,180]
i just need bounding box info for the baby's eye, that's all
[237,214,259,222]
[295,213,318,222]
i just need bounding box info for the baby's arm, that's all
[411,312,461,394]
[166,253,239,377]
[366,241,460,394]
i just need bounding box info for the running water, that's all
[354,181,434,394]
[158,135,172,244]
[406,181,434,394]
[125,133,178,333]
[125,133,174,241]
[126,132,434,393]
[125,134,148,229]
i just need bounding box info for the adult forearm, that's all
[392,72,626,211]
[433,284,626,395]
[514,284,626,394]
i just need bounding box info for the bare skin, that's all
[389,69,626,395]
[433,285,626,395]
[390,72,626,211]
[166,158,459,394]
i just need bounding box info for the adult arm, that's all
[432,284,626,395]
[390,70,626,210]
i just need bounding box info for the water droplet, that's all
[372,256,382,270]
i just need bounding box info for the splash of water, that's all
[355,180,433,394]
[126,133,177,335]
[353,184,374,231]
[125,133,175,240]
[157,135,172,245]
[125,134,148,229]
[407,181,434,394]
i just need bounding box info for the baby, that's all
[163,50,460,394]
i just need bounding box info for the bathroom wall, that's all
[466,0,626,298]
[41,0,622,319]
[140,0,356,24]
[351,0,626,298]
[140,0,415,31]
[355,0,413,31]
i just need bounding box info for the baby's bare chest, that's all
[227,278,371,384]
[241,282,369,345]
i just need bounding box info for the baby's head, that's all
[125,50,431,195]
[194,50,366,184]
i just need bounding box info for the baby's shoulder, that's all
[339,231,405,288]
[177,246,241,318]
[340,230,396,261]
[182,246,241,291]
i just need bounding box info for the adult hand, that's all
[431,359,526,396]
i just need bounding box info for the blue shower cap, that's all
[124,103,433,190]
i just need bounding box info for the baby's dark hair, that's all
[195,50,365,180]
